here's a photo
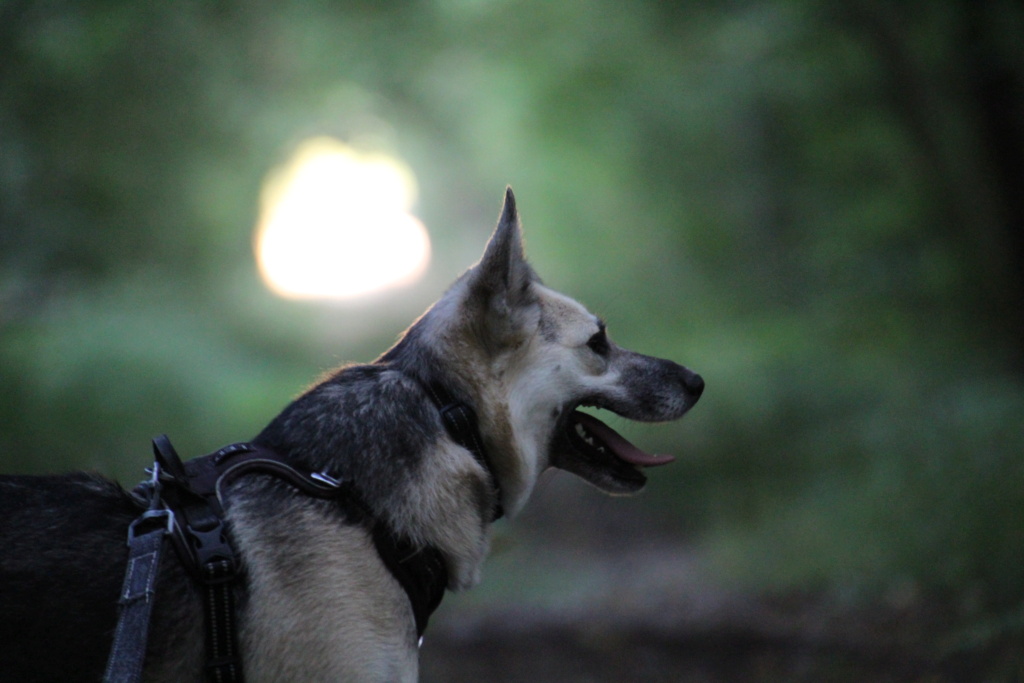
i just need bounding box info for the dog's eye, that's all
[586,329,610,356]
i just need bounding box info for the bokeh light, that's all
[255,137,430,300]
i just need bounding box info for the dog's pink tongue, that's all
[573,412,675,467]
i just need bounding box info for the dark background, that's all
[2,1,1022,679]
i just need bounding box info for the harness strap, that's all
[118,435,449,677]
[108,394,486,680]
[154,437,344,519]
[152,436,248,683]
[371,524,447,639]
[147,437,354,683]
[203,559,243,683]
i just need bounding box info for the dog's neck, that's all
[377,333,505,520]
[415,377,503,521]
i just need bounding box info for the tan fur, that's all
[386,441,493,590]
[230,496,419,682]
[477,285,606,515]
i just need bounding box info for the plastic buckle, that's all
[187,521,236,572]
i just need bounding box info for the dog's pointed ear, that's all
[465,187,538,347]
[477,187,531,295]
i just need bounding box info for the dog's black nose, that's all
[685,372,705,397]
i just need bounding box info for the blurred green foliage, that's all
[2,0,1023,642]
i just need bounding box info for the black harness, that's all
[103,383,500,683]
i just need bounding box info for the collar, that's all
[420,380,504,521]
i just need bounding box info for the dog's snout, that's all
[684,371,704,398]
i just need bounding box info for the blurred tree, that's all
[0,1,1023,670]
[834,0,1024,348]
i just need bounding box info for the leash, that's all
[102,465,174,683]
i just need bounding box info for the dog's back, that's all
[0,474,203,682]
[0,474,128,679]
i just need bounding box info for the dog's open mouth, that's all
[553,408,676,494]
[569,412,675,468]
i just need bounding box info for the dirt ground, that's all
[420,593,1022,682]
[418,477,1024,682]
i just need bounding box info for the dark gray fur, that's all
[255,365,442,512]
[0,474,203,681]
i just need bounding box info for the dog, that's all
[0,187,703,682]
